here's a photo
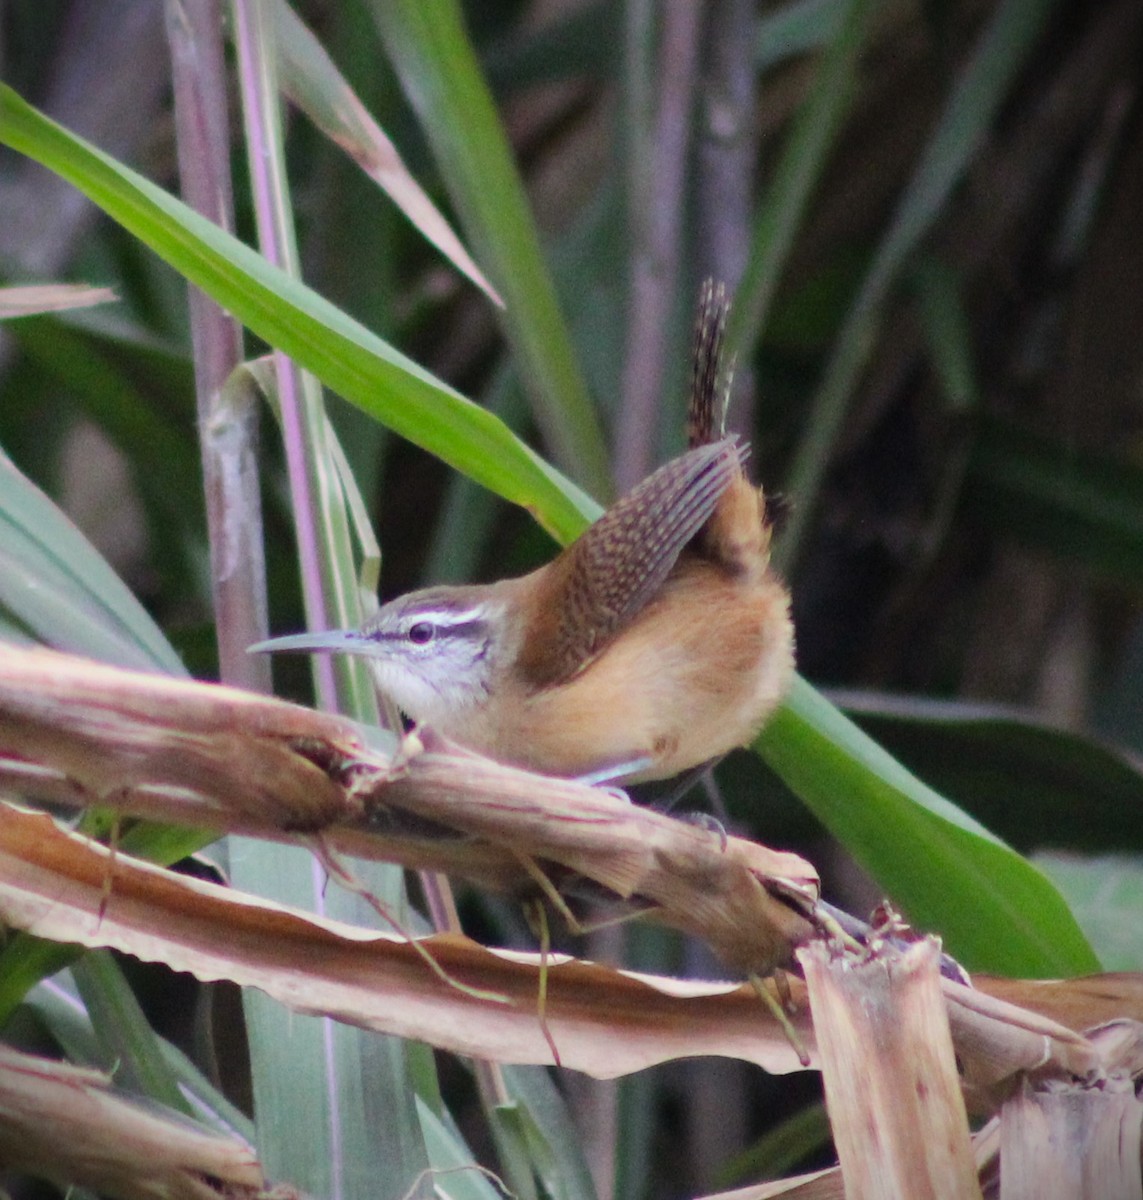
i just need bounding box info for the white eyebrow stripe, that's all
[402,605,490,627]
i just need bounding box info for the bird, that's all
[251,281,794,784]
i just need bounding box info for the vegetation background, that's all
[1,0,1142,1197]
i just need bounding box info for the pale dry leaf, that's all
[3,648,1142,1102]
[0,646,819,974]
[273,3,502,305]
[0,802,812,1078]
[0,1044,262,1200]
[945,975,1105,1110]
[974,974,1143,1036]
[0,282,117,318]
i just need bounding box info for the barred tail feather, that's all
[688,279,734,449]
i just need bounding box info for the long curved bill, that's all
[247,629,377,657]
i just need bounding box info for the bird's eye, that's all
[407,621,434,645]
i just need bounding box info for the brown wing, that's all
[518,437,742,687]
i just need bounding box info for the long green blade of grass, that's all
[841,691,1143,855]
[0,83,599,547]
[756,0,849,70]
[368,0,613,501]
[25,973,256,1143]
[70,950,189,1116]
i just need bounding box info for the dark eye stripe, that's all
[431,619,485,641]
[365,614,488,644]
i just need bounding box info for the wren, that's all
[252,282,795,782]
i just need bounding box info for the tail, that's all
[686,280,785,574]
[688,279,733,449]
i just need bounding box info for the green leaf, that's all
[70,951,189,1115]
[716,1101,831,1186]
[966,417,1143,586]
[488,1104,540,1200]
[839,691,1143,855]
[21,973,258,1148]
[0,936,82,1030]
[24,973,257,1165]
[0,83,599,546]
[911,254,978,413]
[501,1066,599,1200]
[756,0,848,70]
[417,1097,504,1200]
[19,974,105,1069]
[1035,852,1143,972]
[757,677,1100,976]
[230,841,428,1198]
[0,447,186,674]
[368,0,613,501]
